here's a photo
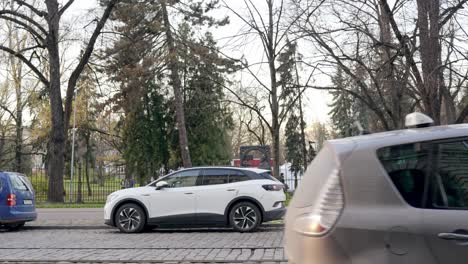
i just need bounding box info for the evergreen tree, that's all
[175,24,235,166]
[122,84,169,184]
[104,0,233,176]
[329,67,354,137]
[285,111,304,189]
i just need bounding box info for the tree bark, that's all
[295,61,308,170]
[161,0,192,168]
[265,0,280,178]
[85,131,92,196]
[7,0,24,173]
[378,1,401,129]
[417,0,442,124]
[45,0,65,202]
[77,162,82,203]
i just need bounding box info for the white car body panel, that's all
[104,167,286,230]
[147,186,198,218]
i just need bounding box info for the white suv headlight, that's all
[106,193,118,204]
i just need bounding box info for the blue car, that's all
[0,172,37,230]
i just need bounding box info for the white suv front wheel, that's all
[229,202,261,232]
[115,203,146,233]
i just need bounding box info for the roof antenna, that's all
[405,112,434,128]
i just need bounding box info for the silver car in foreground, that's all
[286,113,468,264]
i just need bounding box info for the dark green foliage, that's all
[285,112,304,176]
[122,86,169,182]
[105,1,234,176]
[329,67,354,137]
[329,66,370,137]
[174,24,235,166]
[281,40,307,179]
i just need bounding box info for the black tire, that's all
[6,222,25,231]
[115,203,146,233]
[229,202,261,232]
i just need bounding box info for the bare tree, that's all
[0,0,119,202]
[379,0,468,124]
[292,0,468,132]
[223,0,318,177]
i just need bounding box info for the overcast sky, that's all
[67,0,331,124]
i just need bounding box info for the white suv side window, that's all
[202,169,230,185]
[164,170,200,188]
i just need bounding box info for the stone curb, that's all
[25,222,284,230]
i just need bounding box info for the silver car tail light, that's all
[294,169,344,236]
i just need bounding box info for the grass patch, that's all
[36,203,105,208]
[285,191,293,206]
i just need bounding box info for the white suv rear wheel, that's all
[229,202,261,232]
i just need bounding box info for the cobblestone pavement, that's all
[0,226,287,263]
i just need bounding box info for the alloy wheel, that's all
[118,207,141,232]
[233,205,258,230]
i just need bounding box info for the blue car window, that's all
[8,174,29,191]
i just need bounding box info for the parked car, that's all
[104,167,286,233]
[0,172,37,230]
[285,113,468,264]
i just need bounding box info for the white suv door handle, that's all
[184,192,194,195]
[227,189,236,192]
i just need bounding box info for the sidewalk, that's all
[30,208,105,228]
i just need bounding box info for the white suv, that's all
[104,167,286,233]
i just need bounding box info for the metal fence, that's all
[27,165,304,203]
[28,165,138,204]
[282,176,303,192]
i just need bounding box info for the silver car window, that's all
[377,143,429,208]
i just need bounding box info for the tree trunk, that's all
[85,131,92,197]
[298,95,308,170]
[295,63,308,170]
[8,0,24,172]
[266,0,280,178]
[294,171,298,189]
[161,0,192,168]
[45,0,65,202]
[14,91,23,173]
[77,162,82,203]
[439,50,456,124]
[378,1,401,129]
[417,0,442,124]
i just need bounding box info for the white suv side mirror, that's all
[155,181,169,190]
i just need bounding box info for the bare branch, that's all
[59,0,75,17]
[64,0,120,129]
[0,15,45,42]
[440,0,468,27]
[13,0,47,17]
[0,10,47,35]
[0,45,49,86]
[0,104,17,122]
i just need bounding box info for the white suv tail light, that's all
[293,169,344,236]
